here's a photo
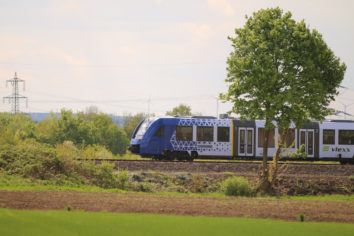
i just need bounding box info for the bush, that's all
[221,176,252,197]
[132,182,153,192]
[117,169,129,190]
[66,205,73,212]
[298,213,305,222]
[0,140,122,189]
[82,145,113,159]
[289,144,307,159]
[92,162,117,189]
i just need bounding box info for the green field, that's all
[0,209,353,236]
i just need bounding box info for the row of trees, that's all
[0,110,129,155]
[0,103,196,157]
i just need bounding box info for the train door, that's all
[238,128,254,157]
[299,129,314,158]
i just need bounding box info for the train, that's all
[128,116,354,163]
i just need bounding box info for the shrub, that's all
[298,213,305,222]
[133,182,153,192]
[66,205,73,212]
[117,169,129,190]
[221,176,252,197]
[82,145,113,159]
[289,144,307,159]
[92,162,117,189]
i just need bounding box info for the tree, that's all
[166,104,192,117]
[221,8,346,193]
[0,113,35,145]
[92,113,129,155]
[34,109,129,155]
[123,112,148,139]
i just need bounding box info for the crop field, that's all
[1,190,353,223]
[1,209,354,236]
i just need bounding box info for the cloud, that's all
[180,23,212,39]
[53,0,84,15]
[154,0,164,5]
[207,0,234,16]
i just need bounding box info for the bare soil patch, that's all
[112,160,354,176]
[0,190,353,223]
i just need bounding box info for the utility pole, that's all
[216,97,219,118]
[3,72,28,114]
[147,96,151,118]
[338,101,354,120]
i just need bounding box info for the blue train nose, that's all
[129,144,140,154]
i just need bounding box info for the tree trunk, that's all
[270,128,288,185]
[258,118,271,193]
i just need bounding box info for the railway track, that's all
[88,159,354,176]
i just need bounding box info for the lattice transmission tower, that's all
[3,72,28,114]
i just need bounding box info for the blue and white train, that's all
[128,116,354,163]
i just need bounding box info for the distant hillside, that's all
[26,112,125,126]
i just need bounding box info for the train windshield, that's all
[135,118,153,139]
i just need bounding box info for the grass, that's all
[1,173,353,201]
[0,173,125,193]
[0,209,353,236]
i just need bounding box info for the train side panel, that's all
[319,121,354,159]
[169,118,232,157]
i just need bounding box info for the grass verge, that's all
[1,173,353,201]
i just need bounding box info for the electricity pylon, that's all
[3,72,28,114]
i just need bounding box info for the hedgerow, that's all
[0,140,123,189]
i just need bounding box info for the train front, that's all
[128,117,158,157]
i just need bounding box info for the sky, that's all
[0,0,353,119]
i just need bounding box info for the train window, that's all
[338,130,354,145]
[217,127,229,142]
[197,126,213,142]
[176,126,193,141]
[280,129,295,147]
[153,126,164,137]
[258,128,275,148]
[323,129,335,145]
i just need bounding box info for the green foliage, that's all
[221,176,252,197]
[92,162,117,189]
[123,112,148,139]
[90,113,129,155]
[82,145,113,159]
[166,104,192,117]
[288,144,307,159]
[0,140,61,179]
[34,113,58,144]
[221,7,346,192]
[66,205,73,212]
[222,7,346,130]
[0,139,129,189]
[33,109,129,155]
[132,182,153,192]
[117,169,129,190]
[298,213,305,222]
[0,113,35,145]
